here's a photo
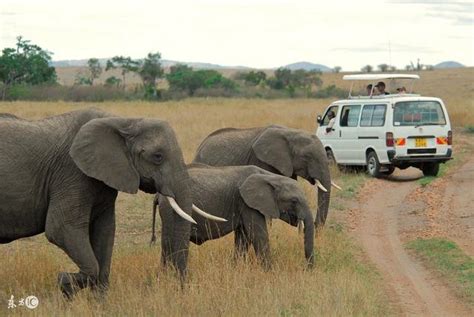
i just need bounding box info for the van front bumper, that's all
[387,149,452,165]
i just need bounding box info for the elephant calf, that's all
[152,164,315,277]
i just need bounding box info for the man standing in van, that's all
[326,111,336,133]
[376,81,390,95]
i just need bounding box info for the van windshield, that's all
[393,101,446,126]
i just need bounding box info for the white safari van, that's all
[316,74,452,177]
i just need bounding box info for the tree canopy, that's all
[0,36,56,99]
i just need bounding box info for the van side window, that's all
[340,105,361,127]
[360,104,387,127]
[321,105,338,126]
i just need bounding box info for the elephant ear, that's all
[252,127,293,177]
[239,174,280,219]
[70,117,140,194]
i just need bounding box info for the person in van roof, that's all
[375,81,389,95]
[366,84,373,96]
[396,86,407,94]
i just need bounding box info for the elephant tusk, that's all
[315,180,328,192]
[331,181,342,190]
[166,196,197,224]
[192,204,227,222]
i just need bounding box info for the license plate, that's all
[415,138,427,147]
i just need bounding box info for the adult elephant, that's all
[193,125,338,228]
[0,108,217,298]
[151,164,315,276]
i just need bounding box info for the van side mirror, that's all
[316,115,322,124]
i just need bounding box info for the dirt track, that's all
[349,140,474,316]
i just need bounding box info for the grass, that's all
[466,125,474,134]
[406,238,474,306]
[0,100,390,316]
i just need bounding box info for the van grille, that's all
[407,148,436,154]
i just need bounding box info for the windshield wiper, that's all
[414,122,442,128]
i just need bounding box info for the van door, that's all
[358,104,388,163]
[337,105,361,163]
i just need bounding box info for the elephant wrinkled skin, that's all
[0,108,193,298]
[152,164,315,277]
[193,125,332,228]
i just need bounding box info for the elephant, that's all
[0,108,218,298]
[151,164,315,277]
[193,125,338,229]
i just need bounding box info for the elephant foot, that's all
[260,259,272,272]
[58,272,97,299]
[58,272,77,300]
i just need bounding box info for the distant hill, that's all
[283,62,332,72]
[434,61,465,69]
[51,58,250,70]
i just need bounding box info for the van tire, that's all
[422,162,439,177]
[326,149,336,166]
[366,151,382,178]
[382,165,395,175]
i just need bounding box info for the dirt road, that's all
[350,151,474,316]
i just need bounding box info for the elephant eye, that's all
[291,198,298,206]
[153,153,164,164]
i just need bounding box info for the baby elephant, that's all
[151,164,315,274]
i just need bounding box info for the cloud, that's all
[389,0,473,25]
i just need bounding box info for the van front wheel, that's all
[366,151,382,178]
[422,162,440,177]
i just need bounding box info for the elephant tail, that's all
[150,195,159,246]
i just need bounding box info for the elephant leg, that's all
[90,204,115,295]
[45,200,99,299]
[160,218,173,267]
[233,226,250,261]
[241,211,272,271]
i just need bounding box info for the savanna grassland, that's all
[0,67,473,316]
[0,99,389,316]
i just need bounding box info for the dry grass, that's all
[55,67,474,126]
[0,99,385,315]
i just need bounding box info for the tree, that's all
[166,64,235,96]
[238,70,267,86]
[105,56,139,89]
[0,36,56,100]
[333,66,342,73]
[138,52,163,98]
[266,68,323,97]
[361,65,373,73]
[104,76,121,87]
[87,58,102,85]
[377,64,389,72]
[74,70,92,85]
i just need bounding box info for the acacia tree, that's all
[87,58,102,85]
[361,65,373,73]
[0,36,56,100]
[105,56,139,89]
[378,64,389,72]
[138,52,163,98]
[333,66,342,73]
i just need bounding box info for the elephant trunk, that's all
[314,169,331,230]
[159,170,193,281]
[302,209,315,268]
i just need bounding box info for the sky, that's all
[1,0,473,70]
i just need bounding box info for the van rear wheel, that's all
[366,151,382,178]
[422,162,440,177]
